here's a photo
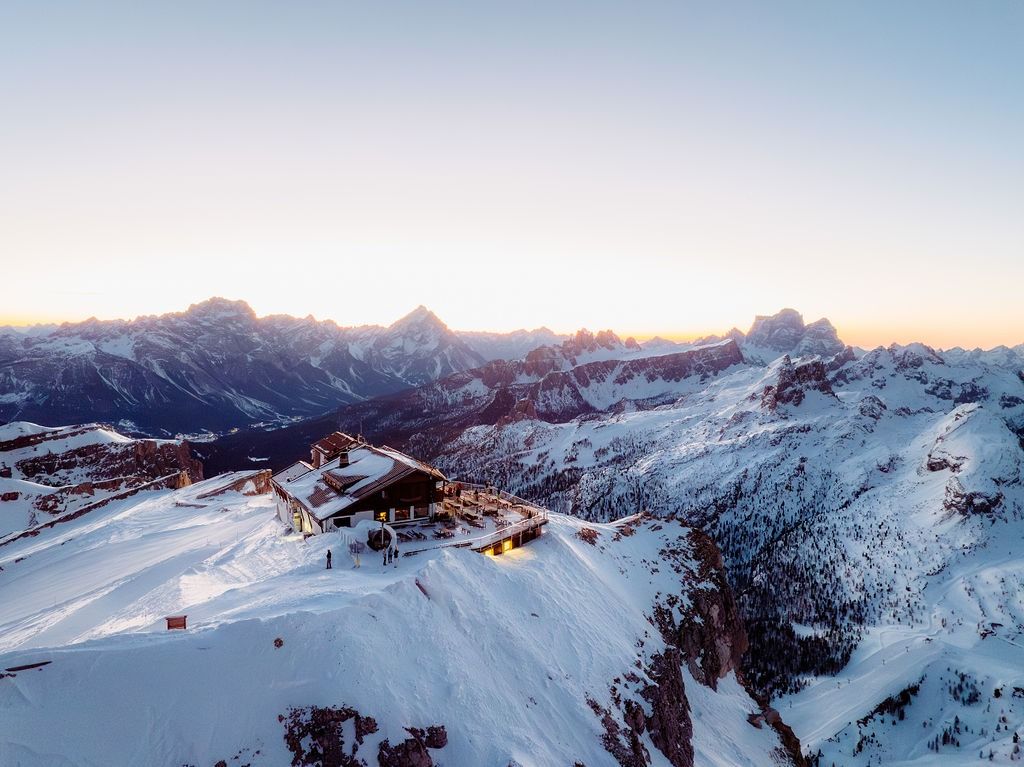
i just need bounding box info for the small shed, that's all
[165,615,187,630]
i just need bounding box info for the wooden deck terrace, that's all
[398,483,549,557]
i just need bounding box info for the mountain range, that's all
[202,306,1024,765]
[199,308,850,472]
[4,303,1024,765]
[0,298,563,435]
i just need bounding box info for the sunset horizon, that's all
[4,2,1021,354]
[2,294,1020,353]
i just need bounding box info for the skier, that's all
[326,549,332,570]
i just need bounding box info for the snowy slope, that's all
[0,474,801,767]
[422,323,1024,764]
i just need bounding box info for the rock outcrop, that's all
[377,726,447,767]
[593,525,803,767]
[762,356,836,410]
[15,438,203,486]
[279,704,379,767]
[943,476,1003,516]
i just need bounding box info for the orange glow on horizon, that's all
[2,303,1021,353]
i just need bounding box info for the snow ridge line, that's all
[0,472,187,549]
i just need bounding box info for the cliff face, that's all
[0,423,204,531]
[592,521,804,767]
[761,356,835,411]
[14,438,203,487]
[676,529,748,687]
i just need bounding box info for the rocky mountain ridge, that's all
[197,309,1024,764]
[200,336,746,473]
[0,299,492,435]
[0,421,203,537]
[426,334,1024,765]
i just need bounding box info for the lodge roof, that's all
[272,460,313,484]
[272,438,447,522]
[311,431,360,456]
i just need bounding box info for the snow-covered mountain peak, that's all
[183,296,259,323]
[797,318,843,356]
[0,301,504,433]
[746,308,806,349]
[513,327,646,371]
[456,326,568,362]
[745,308,845,358]
[387,304,446,334]
[565,328,625,354]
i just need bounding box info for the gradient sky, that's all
[1,1,1022,348]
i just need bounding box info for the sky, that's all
[1,1,1022,349]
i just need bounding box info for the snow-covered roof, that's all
[273,442,447,522]
[376,444,447,481]
[272,460,313,485]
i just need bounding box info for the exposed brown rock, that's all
[677,529,748,687]
[591,526,803,767]
[763,707,805,765]
[15,438,203,486]
[762,356,835,410]
[279,704,378,767]
[640,646,694,767]
[943,477,1003,516]
[587,696,651,767]
[377,726,447,767]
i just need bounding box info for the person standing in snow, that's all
[326,549,332,570]
[349,540,363,568]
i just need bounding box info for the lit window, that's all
[502,539,513,553]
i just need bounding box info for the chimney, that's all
[338,450,350,468]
